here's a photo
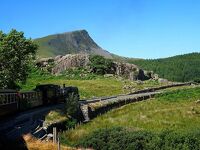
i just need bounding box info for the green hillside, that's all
[128,52,200,82]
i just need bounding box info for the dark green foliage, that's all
[76,127,159,150]
[28,63,51,77]
[129,53,200,82]
[65,92,79,117]
[194,78,200,83]
[0,29,38,89]
[65,118,77,129]
[89,55,114,75]
[157,130,200,149]
[76,127,200,150]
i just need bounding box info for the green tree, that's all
[89,55,113,75]
[0,29,38,89]
[129,53,200,82]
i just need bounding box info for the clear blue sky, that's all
[1,0,200,58]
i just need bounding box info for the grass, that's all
[60,87,200,145]
[22,77,174,99]
[44,110,68,125]
[22,76,125,99]
[23,134,75,150]
[21,67,172,99]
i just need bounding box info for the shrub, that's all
[89,55,114,75]
[76,127,200,150]
[193,78,200,83]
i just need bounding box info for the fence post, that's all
[57,136,60,150]
[53,127,57,144]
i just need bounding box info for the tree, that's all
[0,29,38,89]
[89,55,113,75]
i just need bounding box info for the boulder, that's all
[196,100,200,104]
[104,74,114,78]
[52,54,90,74]
[158,78,168,83]
[36,57,54,67]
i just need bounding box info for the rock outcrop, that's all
[37,54,157,81]
[52,54,90,74]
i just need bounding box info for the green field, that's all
[60,87,200,146]
[21,68,169,99]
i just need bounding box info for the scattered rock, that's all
[36,57,54,67]
[196,100,200,104]
[136,80,143,85]
[104,74,114,78]
[158,78,168,83]
[153,74,159,80]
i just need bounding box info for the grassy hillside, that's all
[128,52,200,82]
[34,34,57,57]
[60,86,200,147]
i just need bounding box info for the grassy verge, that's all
[44,110,68,125]
[23,134,75,150]
[60,87,200,145]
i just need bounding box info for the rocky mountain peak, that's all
[35,29,112,58]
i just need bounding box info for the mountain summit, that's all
[35,30,112,58]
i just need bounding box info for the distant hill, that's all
[34,30,112,58]
[129,52,200,82]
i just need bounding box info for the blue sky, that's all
[1,0,200,58]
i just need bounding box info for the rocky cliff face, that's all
[37,54,157,81]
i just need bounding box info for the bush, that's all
[76,127,159,150]
[89,55,114,75]
[76,127,200,150]
[193,78,200,83]
[65,118,77,129]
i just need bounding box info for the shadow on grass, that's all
[0,136,28,150]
